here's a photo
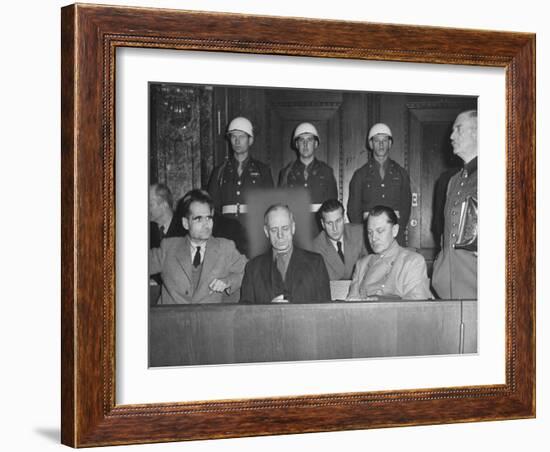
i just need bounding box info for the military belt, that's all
[222,204,248,215]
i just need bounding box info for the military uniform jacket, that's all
[278,158,338,204]
[432,158,478,299]
[347,158,412,232]
[207,156,273,212]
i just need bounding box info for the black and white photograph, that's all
[148,82,478,367]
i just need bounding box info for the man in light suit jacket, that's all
[149,189,247,304]
[312,199,367,280]
[240,204,331,304]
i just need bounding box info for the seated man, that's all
[149,189,247,304]
[347,205,432,300]
[149,183,186,248]
[240,204,331,304]
[149,183,187,291]
[312,199,367,280]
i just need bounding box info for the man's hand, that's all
[209,278,230,293]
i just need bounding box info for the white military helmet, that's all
[293,122,320,143]
[368,123,393,141]
[227,117,254,138]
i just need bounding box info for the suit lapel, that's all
[175,236,193,284]
[195,238,218,299]
[285,248,303,296]
[322,233,345,277]
[342,225,354,276]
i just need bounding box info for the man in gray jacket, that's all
[312,199,367,281]
[149,189,247,304]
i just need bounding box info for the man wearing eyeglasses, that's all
[278,122,338,223]
[347,123,412,245]
[149,189,247,304]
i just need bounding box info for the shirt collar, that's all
[372,158,390,170]
[295,158,317,170]
[328,235,344,248]
[188,236,208,252]
[231,155,250,168]
[272,245,293,260]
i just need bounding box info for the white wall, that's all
[2,1,546,451]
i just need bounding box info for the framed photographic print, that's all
[61,3,535,447]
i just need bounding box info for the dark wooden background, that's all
[150,83,475,264]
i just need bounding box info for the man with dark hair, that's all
[347,205,432,300]
[312,199,367,280]
[347,123,411,245]
[149,189,247,304]
[240,204,331,304]
[149,183,186,248]
[278,122,338,232]
[207,116,273,256]
[432,110,478,299]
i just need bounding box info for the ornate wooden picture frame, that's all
[61,3,535,447]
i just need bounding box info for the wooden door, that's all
[406,101,477,269]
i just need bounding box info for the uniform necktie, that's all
[337,241,345,264]
[159,225,165,240]
[193,246,201,267]
[237,161,244,177]
[379,163,385,180]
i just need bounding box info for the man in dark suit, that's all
[312,199,367,280]
[240,204,331,304]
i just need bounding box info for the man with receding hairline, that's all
[432,110,478,299]
[347,205,432,300]
[149,183,186,248]
[240,204,331,304]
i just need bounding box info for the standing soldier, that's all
[278,122,338,231]
[208,116,273,256]
[347,123,411,245]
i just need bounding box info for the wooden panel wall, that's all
[149,301,477,366]
[149,85,476,250]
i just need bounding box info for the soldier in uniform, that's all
[432,110,478,299]
[347,123,411,246]
[278,122,338,232]
[207,116,273,256]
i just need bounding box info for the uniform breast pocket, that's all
[248,171,261,185]
[317,175,328,188]
[388,176,402,199]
